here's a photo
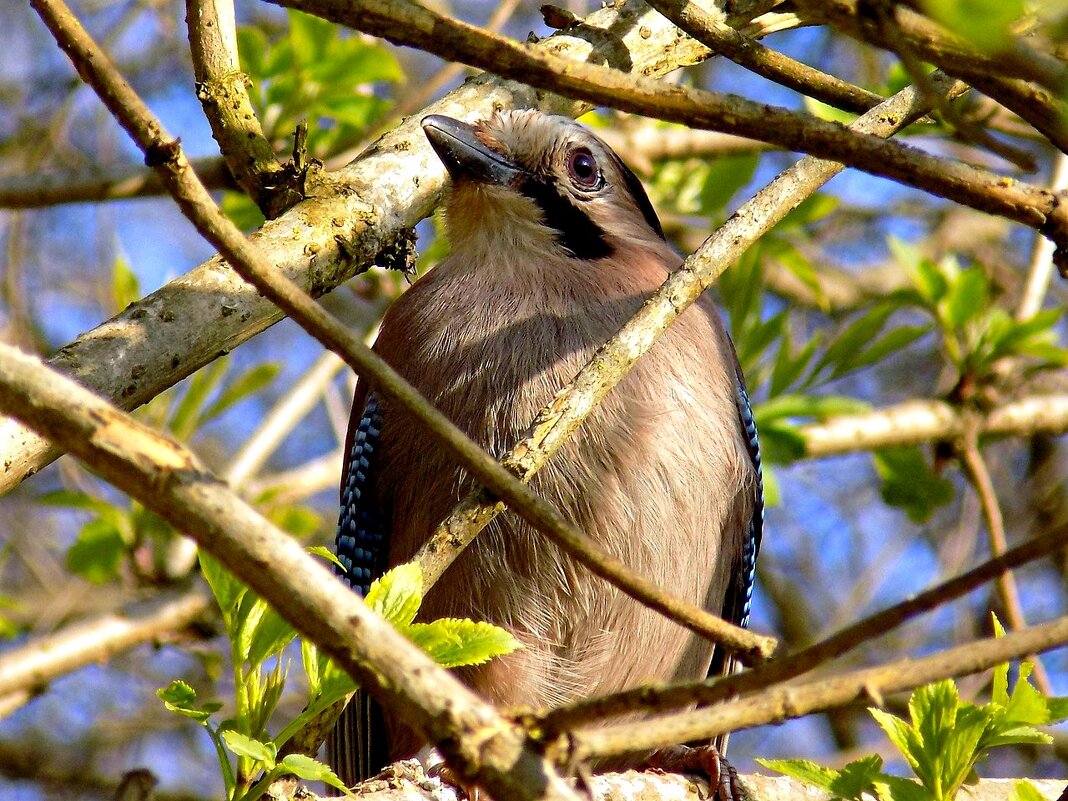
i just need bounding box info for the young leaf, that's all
[406,619,521,668]
[157,680,214,723]
[940,267,989,329]
[869,709,923,773]
[990,614,1009,706]
[200,363,280,425]
[755,758,840,793]
[1009,781,1050,801]
[199,551,246,623]
[833,754,884,800]
[873,447,953,523]
[246,604,297,667]
[221,730,277,769]
[309,545,346,571]
[280,754,355,795]
[67,518,127,584]
[366,563,423,628]
[873,775,936,801]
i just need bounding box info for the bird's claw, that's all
[647,744,747,801]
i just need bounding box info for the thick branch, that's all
[186,0,303,217]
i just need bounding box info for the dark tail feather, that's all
[328,690,388,788]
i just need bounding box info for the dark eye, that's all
[567,148,600,189]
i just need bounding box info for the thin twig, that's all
[646,0,887,115]
[30,0,771,661]
[415,72,972,589]
[270,0,1068,261]
[957,425,1053,695]
[568,613,1068,760]
[1018,153,1068,321]
[538,525,1068,731]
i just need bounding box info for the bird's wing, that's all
[709,366,764,755]
[328,390,391,787]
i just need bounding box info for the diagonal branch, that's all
[569,613,1068,760]
[538,524,1068,732]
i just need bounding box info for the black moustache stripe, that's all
[519,178,614,261]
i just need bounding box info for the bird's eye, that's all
[567,148,601,189]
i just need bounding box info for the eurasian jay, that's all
[331,110,763,795]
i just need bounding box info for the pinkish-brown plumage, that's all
[332,110,762,786]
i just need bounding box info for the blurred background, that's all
[0,0,1066,798]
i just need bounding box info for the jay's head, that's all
[422,110,668,264]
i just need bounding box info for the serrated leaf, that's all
[281,754,355,795]
[991,614,1009,706]
[833,754,884,800]
[1003,668,1049,726]
[870,708,923,772]
[221,730,277,768]
[67,518,127,584]
[755,758,840,793]
[940,703,991,797]
[406,619,521,668]
[158,679,198,708]
[246,604,297,667]
[366,563,423,628]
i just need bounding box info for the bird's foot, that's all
[647,744,747,801]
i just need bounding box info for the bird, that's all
[331,109,763,797]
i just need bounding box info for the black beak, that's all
[422,115,525,187]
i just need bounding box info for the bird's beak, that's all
[422,115,525,187]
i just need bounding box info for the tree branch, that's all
[186,0,304,217]
[539,524,1068,731]
[569,613,1068,760]
[0,587,211,704]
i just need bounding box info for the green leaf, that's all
[67,518,127,583]
[112,253,141,313]
[870,708,923,773]
[309,545,346,571]
[169,359,228,440]
[874,776,936,801]
[221,730,277,768]
[237,27,269,80]
[199,551,246,624]
[222,191,266,232]
[769,329,821,397]
[890,238,946,305]
[940,703,991,797]
[755,758,840,793]
[406,619,521,668]
[1046,696,1068,723]
[873,447,954,523]
[920,0,1024,51]
[280,754,355,795]
[991,614,1009,706]
[288,9,334,61]
[201,363,280,425]
[833,754,885,800]
[697,153,758,215]
[246,604,297,667]
[836,324,930,378]
[157,680,214,723]
[776,192,839,230]
[753,422,807,465]
[756,393,870,422]
[1010,781,1050,801]
[810,303,898,382]
[941,268,989,329]
[366,563,423,628]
